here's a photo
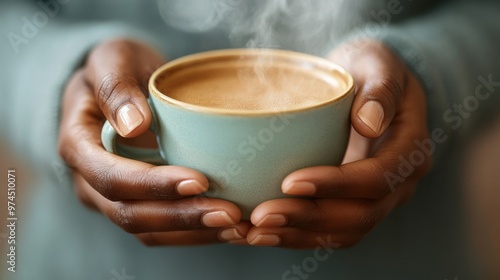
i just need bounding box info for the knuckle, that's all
[379,76,404,102]
[146,182,168,199]
[134,169,171,199]
[96,73,125,109]
[86,166,118,200]
[166,208,197,230]
[110,202,140,233]
[366,76,403,112]
[95,74,139,117]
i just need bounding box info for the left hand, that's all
[244,39,432,248]
[58,39,249,246]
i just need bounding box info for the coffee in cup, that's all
[157,57,343,111]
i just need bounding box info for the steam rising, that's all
[158,0,384,55]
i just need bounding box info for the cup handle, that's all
[101,120,164,165]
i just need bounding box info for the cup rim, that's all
[149,48,355,116]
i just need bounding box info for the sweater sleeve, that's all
[376,1,500,158]
[0,2,162,178]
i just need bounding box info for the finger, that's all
[282,156,422,200]
[251,198,396,234]
[247,227,352,249]
[79,179,241,233]
[329,40,407,138]
[85,39,165,137]
[282,74,430,199]
[59,71,209,200]
[136,222,252,246]
[77,165,247,245]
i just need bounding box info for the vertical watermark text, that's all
[6,169,18,273]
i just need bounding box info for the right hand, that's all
[58,38,250,245]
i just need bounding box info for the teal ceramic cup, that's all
[101,49,355,219]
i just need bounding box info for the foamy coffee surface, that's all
[157,60,344,112]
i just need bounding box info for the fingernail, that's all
[219,228,244,241]
[202,211,237,227]
[282,181,316,196]
[176,180,207,196]
[357,100,385,135]
[255,214,287,227]
[249,234,281,246]
[117,103,144,136]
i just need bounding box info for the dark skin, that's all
[58,38,431,248]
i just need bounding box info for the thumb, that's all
[85,39,164,138]
[352,71,405,138]
[329,40,407,138]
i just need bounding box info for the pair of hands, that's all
[58,38,431,248]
